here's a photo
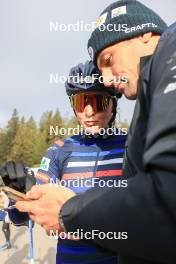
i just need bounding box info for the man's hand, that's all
[16,184,76,233]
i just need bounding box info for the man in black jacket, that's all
[6,1,176,263]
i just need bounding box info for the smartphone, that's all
[0,186,30,202]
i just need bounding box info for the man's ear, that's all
[139,32,153,43]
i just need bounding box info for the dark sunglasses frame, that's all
[69,93,114,113]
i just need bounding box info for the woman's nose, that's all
[84,104,95,117]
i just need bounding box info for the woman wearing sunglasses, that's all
[7,61,127,264]
[35,61,127,264]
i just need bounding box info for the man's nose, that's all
[84,104,95,117]
[101,69,114,87]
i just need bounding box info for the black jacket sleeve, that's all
[60,24,176,263]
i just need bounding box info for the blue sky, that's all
[0,0,176,127]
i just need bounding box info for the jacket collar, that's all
[139,55,153,83]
